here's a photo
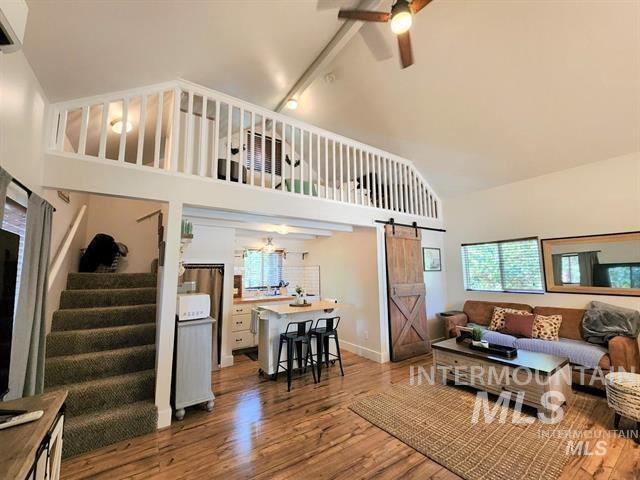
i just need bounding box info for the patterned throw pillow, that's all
[532,314,563,341]
[489,307,531,331]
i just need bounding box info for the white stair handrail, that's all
[48,204,87,291]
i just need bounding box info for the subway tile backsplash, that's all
[283,265,321,296]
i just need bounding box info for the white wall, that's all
[83,195,165,273]
[43,189,89,332]
[444,152,640,318]
[421,230,448,341]
[0,50,47,192]
[304,227,384,362]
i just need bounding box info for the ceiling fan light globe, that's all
[285,98,298,110]
[390,11,412,34]
[111,119,133,134]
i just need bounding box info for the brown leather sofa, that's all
[444,300,640,389]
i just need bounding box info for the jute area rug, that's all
[350,382,598,480]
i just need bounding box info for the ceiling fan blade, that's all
[338,10,391,22]
[360,23,394,61]
[410,0,433,14]
[397,31,414,68]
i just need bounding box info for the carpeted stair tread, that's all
[60,287,157,309]
[50,369,155,418]
[67,272,156,290]
[47,323,156,357]
[63,401,158,458]
[45,344,155,387]
[51,304,156,331]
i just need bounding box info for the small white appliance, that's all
[176,293,210,321]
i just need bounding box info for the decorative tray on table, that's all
[289,302,312,308]
[468,342,518,359]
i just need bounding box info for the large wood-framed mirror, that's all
[541,231,640,296]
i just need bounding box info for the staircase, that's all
[45,272,158,458]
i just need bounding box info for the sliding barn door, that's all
[385,225,431,361]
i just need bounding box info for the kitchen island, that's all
[258,301,340,376]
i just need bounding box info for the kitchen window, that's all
[461,237,544,293]
[243,249,283,289]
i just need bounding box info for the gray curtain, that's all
[0,167,12,225]
[8,194,54,398]
[578,251,599,287]
[552,254,564,286]
[182,266,224,371]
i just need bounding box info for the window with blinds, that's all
[243,249,283,289]
[461,237,543,293]
[245,132,283,176]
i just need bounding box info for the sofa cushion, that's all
[532,314,562,341]
[515,337,608,369]
[464,300,533,326]
[533,306,586,341]
[489,307,532,331]
[502,313,536,338]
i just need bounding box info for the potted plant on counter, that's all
[294,285,306,305]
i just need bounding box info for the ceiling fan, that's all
[337,0,433,69]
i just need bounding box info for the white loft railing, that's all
[47,80,440,219]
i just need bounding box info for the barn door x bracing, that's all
[385,225,431,361]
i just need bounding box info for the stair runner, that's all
[45,272,158,458]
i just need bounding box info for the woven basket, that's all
[605,372,640,422]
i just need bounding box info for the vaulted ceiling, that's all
[24,1,640,197]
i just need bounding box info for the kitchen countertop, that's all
[259,300,340,315]
[233,295,295,305]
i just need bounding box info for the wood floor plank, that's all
[61,351,639,479]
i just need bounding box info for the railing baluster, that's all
[315,134,320,198]
[382,157,388,210]
[98,103,108,159]
[153,92,163,169]
[78,106,89,156]
[324,137,329,199]
[358,150,363,205]
[57,109,68,152]
[184,91,194,174]
[225,104,232,181]
[271,120,276,189]
[290,126,295,192]
[261,116,266,187]
[212,100,219,178]
[136,96,147,166]
[197,96,208,176]
[250,111,256,186]
[300,130,305,195]
[170,88,181,171]
[238,107,244,184]
[279,123,285,191]
[332,140,337,200]
[339,143,344,202]
[346,147,352,204]
[309,133,314,195]
[118,97,129,163]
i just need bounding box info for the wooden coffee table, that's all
[432,338,573,415]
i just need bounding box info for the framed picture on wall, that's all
[423,247,441,272]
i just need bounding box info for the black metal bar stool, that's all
[275,320,317,391]
[310,316,344,382]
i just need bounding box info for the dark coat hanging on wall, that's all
[79,234,120,272]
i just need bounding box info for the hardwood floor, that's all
[61,351,639,479]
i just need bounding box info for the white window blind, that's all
[461,237,543,293]
[243,249,283,289]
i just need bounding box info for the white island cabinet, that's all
[258,301,341,376]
